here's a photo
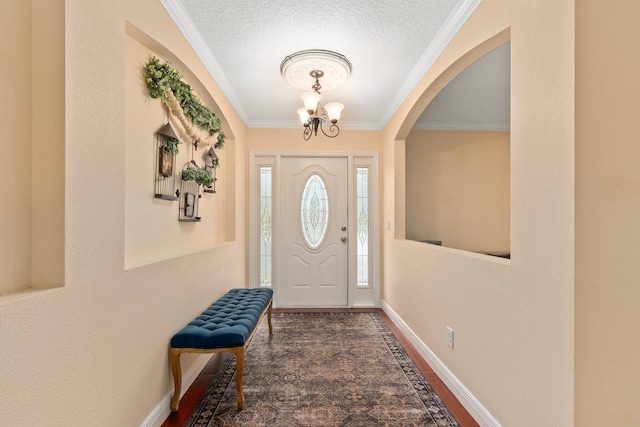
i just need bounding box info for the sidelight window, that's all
[259,166,272,287]
[356,167,369,287]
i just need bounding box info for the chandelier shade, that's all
[297,108,310,125]
[301,91,322,113]
[323,102,344,123]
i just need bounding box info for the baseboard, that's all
[381,300,501,427]
[140,353,215,427]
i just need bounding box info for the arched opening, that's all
[397,29,511,258]
[124,23,238,268]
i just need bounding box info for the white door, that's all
[279,156,348,307]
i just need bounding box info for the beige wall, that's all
[575,1,640,425]
[383,1,574,426]
[3,0,640,426]
[246,127,382,153]
[0,0,64,296]
[31,0,65,288]
[124,34,233,268]
[405,130,510,253]
[0,0,247,425]
[0,1,32,295]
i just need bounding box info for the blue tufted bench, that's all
[169,288,273,411]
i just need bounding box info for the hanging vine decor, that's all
[181,162,216,187]
[143,56,226,151]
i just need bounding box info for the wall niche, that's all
[124,24,234,269]
[405,42,511,258]
[1,0,65,301]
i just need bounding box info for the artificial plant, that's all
[182,164,216,187]
[143,56,226,150]
[163,136,181,154]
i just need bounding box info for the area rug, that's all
[186,312,460,427]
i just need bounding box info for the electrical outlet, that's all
[446,327,454,349]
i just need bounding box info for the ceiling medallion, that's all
[281,50,352,140]
[280,49,352,92]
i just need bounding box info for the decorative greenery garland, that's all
[143,56,225,150]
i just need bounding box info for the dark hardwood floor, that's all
[162,308,479,427]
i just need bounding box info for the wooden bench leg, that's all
[267,301,273,334]
[169,348,183,412]
[234,348,245,410]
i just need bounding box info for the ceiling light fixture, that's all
[280,50,352,141]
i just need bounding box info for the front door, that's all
[279,156,348,307]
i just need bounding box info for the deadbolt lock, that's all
[341,226,347,231]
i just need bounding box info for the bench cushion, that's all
[170,288,273,350]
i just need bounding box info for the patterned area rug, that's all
[186,312,460,427]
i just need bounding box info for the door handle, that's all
[341,237,347,243]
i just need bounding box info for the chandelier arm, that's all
[303,126,312,141]
[320,121,340,138]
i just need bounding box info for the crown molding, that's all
[160,0,250,125]
[248,120,300,129]
[413,121,510,132]
[377,0,483,128]
[161,0,481,132]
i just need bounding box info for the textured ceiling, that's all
[162,0,508,131]
[418,42,511,130]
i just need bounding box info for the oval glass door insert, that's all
[300,174,329,249]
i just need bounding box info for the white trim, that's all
[161,0,481,132]
[378,0,483,128]
[139,353,214,427]
[381,300,501,427]
[412,122,510,132]
[160,0,250,125]
[249,151,380,308]
[248,119,302,129]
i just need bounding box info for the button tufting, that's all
[170,288,273,349]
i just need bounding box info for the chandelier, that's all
[280,50,352,141]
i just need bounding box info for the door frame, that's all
[248,151,380,308]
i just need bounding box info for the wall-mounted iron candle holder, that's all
[179,160,202,222]
[154,122,180,201]
[203,147,218,194]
